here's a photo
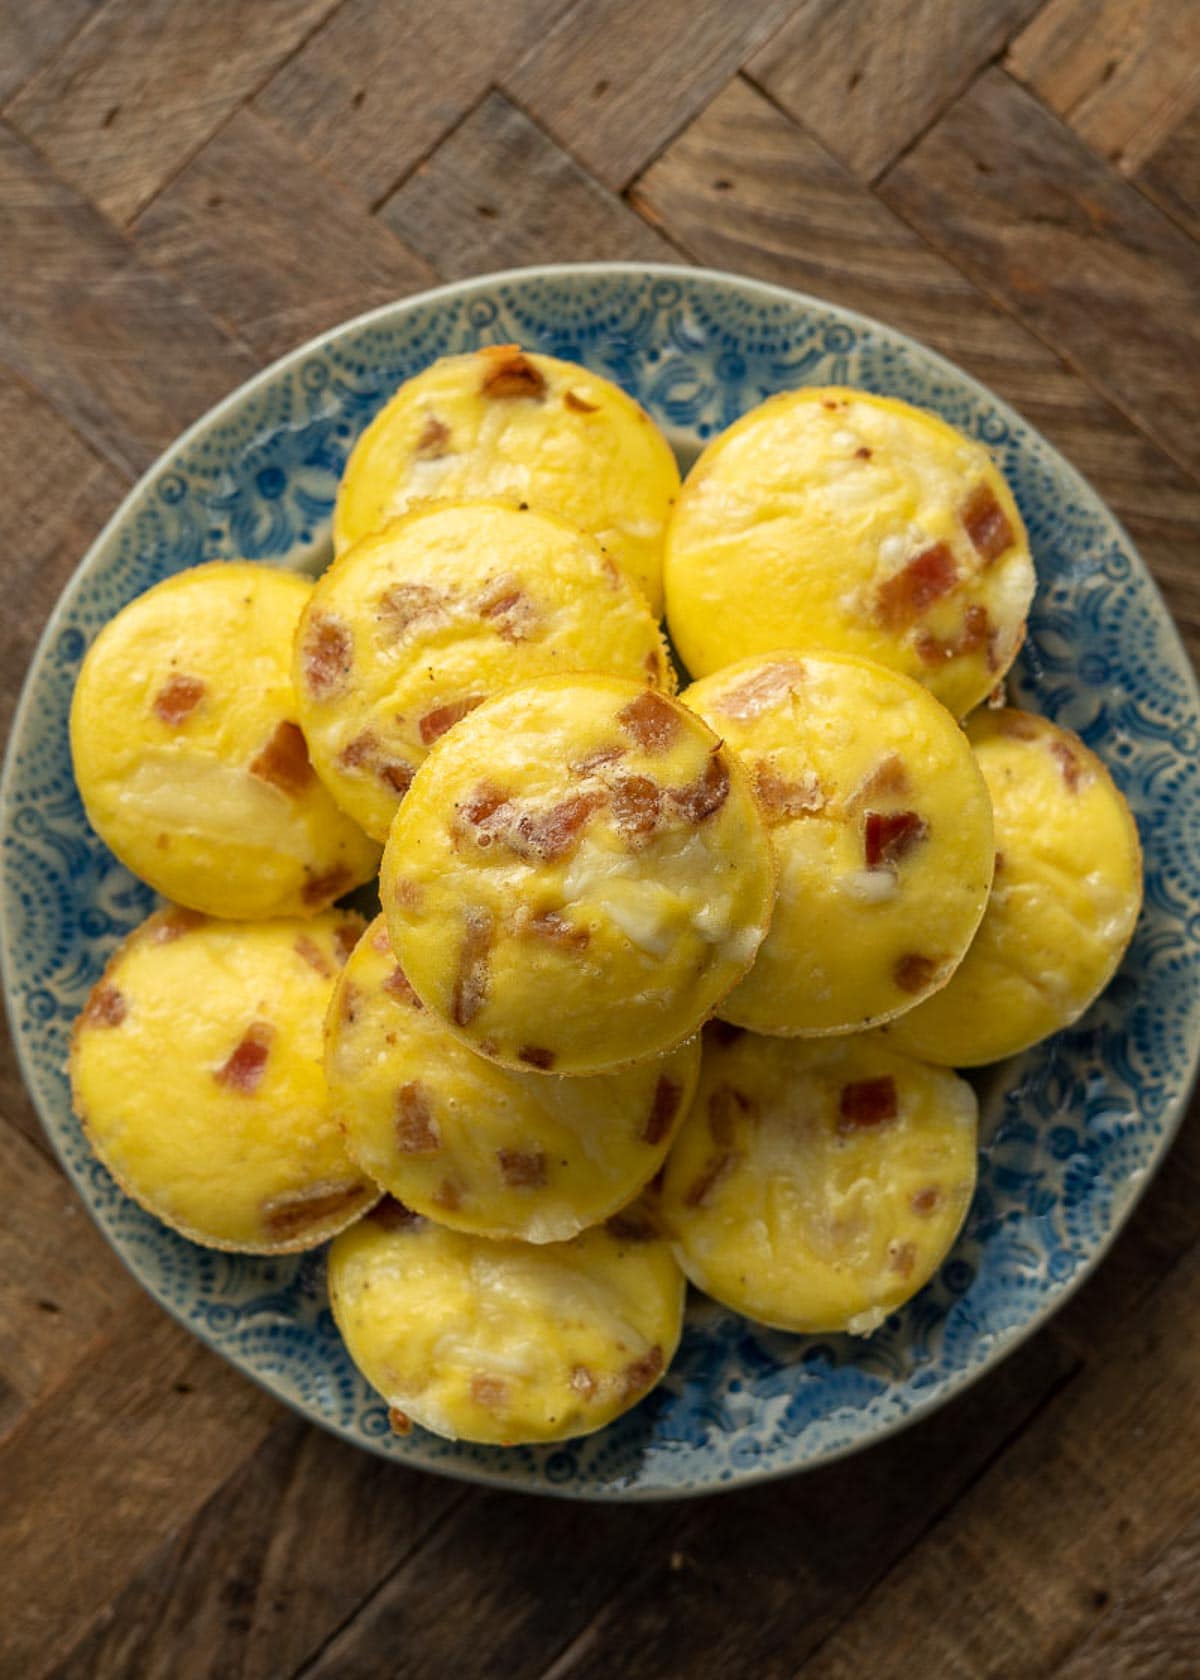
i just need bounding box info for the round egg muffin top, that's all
[295,501,672,841]
[329,1199,684,1445]
[70,562,379,919]
[334,346,681,612]
[684,652,995,1036]
[664,386,1035,718]
[326,917,699,1242]
[886,708,1143,1067]
[660,1027,978,1335]
[70,907,377,1253]
[381,675,775,1076]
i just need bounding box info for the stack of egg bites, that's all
[70,346,1143,1448]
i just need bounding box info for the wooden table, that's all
[2,2,1198,1674]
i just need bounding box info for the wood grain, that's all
[0,1302,278,1679]
[881,68,1200,485]
[257,0,574,208]
[795,1238,1200,1679]
[50,1417,466,1680]
[1052,1515,1200,1680]
[748,0,1042,180]
[504,0,801,190]
[380,91,679,278]
[1008,0,1200,172]
[134,109,435,365]
[1139,98,1200,242]
[7,0,342,225]
[633,76,1200,648]
[0,0,99,105]
[0,124,255,476]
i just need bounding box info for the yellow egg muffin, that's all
[329,1200,685,1444]
[325,917,700,1242]
[334,347,680,611]
[660,1028,978,1334]
[70,907,377,1252]
[295,502,672,841]
[381,675,775,1075]
[70,562,379,918]
[684,652,994,1036]
[885,708,1143,1066]
[665,387,1035,717]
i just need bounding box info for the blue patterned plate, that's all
[4,266,1198,1499]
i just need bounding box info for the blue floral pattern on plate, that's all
[3,265,1198,1500]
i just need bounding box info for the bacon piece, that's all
[618,690,680,754]
[295,934,333,977]
[84,983,126,1027]
[415,413,450,457]
[378,581,448,638]
[564,389,598,413]
[961,482,1014,563]
[607,1209,660,1243]
[395,1083,440,1154]
[837,1076,898,1132]
[518,1045,556,1070]
[623,1344,664,1397]
[388,1407,413,1435]
[642,1076,683,1146]
[384,964,423,1008]
[684,1151,736,1208]
[419,694,484,745]
[371,921,394,954]
[571,744,625,775]
[301,865,353,908]
[855,446,872,460]
[497,1147,548,1187]
[708,1084,753,1147]
[480,345,545,399]
[514,791,605,860]
[457,781,511,844]
[911,1185,941,1217]
[915,602,991,667]
[847,753,910,811]
[570,1364,599,1396]
[645,648,665,684]
[338,731,413,797]
[249,720,314,797]
[215,1021,275,1093]
[153,673,205,725]
[452,907,494,1026]
[471,1373,507,1409]
[888,1239,918,1277]
[895,953,940,994]
[262,1179,366,1239]
[150,908,206,943]
[610,774,662,842]
[717,660,803,721]
[522,908,589,951]
[301,614,352,698]
[433,1180,461,1213]
[371,1196,421,1232]
[864,809,928,869]
[752,761,824,822]
[477,581,539,642]
[875,542,957,629]
[1050,739,1082,792]
[669,750,730,823]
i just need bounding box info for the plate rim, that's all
[3,260,1198,1501]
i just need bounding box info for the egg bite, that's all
[885,708,1143,1066]
[660,1028,978,1335]
[381,674,775,1075]
[69,907,377,1252]
[664,386,1035,717]
[329,1200,685,1444]
[295,501,672,842]
[70,562,379,918]
[333,346,680,612]
[325,917,700,1242]
[683,652,994,1036]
